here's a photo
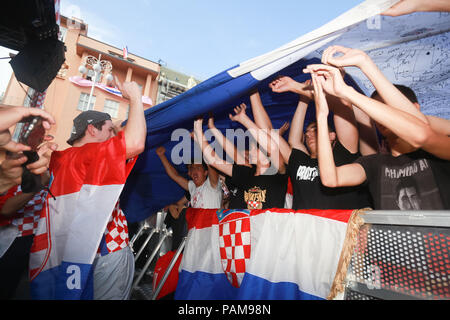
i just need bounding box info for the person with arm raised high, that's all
[305,63,450,209]
[194,107,287,210]
[269,75,372,210]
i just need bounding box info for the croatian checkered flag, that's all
[176,208,362,300]
[29,132,136,299]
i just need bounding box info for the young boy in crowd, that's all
[269,75,372,210]
[156,146,222,209]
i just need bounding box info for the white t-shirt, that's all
[188,177,223,209]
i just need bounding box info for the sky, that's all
[0,0,363,94]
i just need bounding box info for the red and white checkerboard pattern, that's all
[219,216,251,287]
[104,202,129,253]
[12,188,46,237]
[246,200,261,209]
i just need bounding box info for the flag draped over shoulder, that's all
[175,208,363,300]
[29,132,136,300]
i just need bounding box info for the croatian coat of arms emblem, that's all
[217,209,251,287]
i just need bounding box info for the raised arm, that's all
[267,129,292,165]
[229,104,285,174]
[156,146,189,191]
[115,77,146,159]
[249,90,273,130]
[327,94,359,154]
[321,46,428,124]
[193,122,221,188]
[311,72,367,188]
[269,76,313,156]
[352,105,380,155]
[193,118,233,177]
[207,115,248,166]
[305,64,450,160]
[248,90,290,168]
[426,115,450,136]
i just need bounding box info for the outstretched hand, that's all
[193,117,204,133]
[228,103,247,123]
[304,64,349,99]
[321,45,369,70]
[269,76,314,100]
[269,76,297,93]
[278,121,290,136]
[311,73,329,119]
[207,112,215,129]
[155,146,166,156]
[114,76,141,101]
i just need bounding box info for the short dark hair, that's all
[305,120,335,133]
[71,120,107,144]
[67,110,111,145]
[187,156,208,171]
[371,84,418,104]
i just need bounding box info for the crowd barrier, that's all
[343,210,449,300]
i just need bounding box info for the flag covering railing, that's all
[175,208,363,300]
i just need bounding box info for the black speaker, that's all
[9,38,65,92]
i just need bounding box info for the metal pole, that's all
[151,236,186,300]
[130,222,147,251]
[134,228,156,262]
[86,53,101,110]
[132,229,172,290]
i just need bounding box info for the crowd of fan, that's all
[0,0,449,300]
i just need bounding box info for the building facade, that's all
[3,15,160,150]
[156,66,200,105]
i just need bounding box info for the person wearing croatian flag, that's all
[29,77,146,300]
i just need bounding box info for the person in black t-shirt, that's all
[306,46,450,209]
[268,75,373,210]
[192,99,287,210]
[228,163,287,209]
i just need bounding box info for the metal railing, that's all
[130,210,174,299]
[129,209,449,300]
[344,210,450,300]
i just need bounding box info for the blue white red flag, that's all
[68,76,153,106]
[29,132,136,299]
[175,208,362,300]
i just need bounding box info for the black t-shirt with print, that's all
[224,175,239,208]
[288,141,373,210]
[355,149,450,210]
[230,164,288,210]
